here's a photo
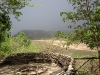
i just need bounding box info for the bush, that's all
[0,32,40,60]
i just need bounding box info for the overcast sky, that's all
[11,0,74,35]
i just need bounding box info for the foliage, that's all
[0,0,40,20]
[0,0,40,44]
[14,30,54,40]
[55,31,65,38]
[0,32,41,60]
[0,12,11,43]
[14,32,31,47]
[59,0,100,50]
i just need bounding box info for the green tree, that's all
[0,0,40,44]
[59,0,100,74]
[15,32,31,47]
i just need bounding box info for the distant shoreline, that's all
[33,40,97,52]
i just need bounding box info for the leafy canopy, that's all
[0,0,40,44]
[59,0,100,50]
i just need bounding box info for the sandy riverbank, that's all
[33,40,97,52]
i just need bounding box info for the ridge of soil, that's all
[0,52,73,75]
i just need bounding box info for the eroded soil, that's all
[0,62,62,75]
[32,40,97,57]
[0,40,98,75]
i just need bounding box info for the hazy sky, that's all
[11,0,74,35]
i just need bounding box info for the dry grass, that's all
[32,39,97,52]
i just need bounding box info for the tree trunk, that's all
[98,50,100,75]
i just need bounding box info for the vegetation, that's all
[14,30,55,40]
[0,0,41,60]
[58,1,100,53]
[0,0,40,45]
[0,32,41,60]
[55,0,100,74]
[0,0,99,74]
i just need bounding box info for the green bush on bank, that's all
[0,32,41,60]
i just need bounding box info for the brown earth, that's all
[34,40,96,52]
[32,40,97,57]
[0,52,72,75]
[0,40,98,75]
[33,40,97,52]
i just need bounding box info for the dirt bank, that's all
[33,40,97,52]
[32,40,97,57]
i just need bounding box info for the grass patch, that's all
[67,53,98,58]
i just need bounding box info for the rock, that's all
[30,72,36,75]
[0,52,74,75]
[51,63,58,67]
[16,72,21,75]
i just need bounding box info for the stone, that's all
[30,72,36,75]
[0,52,74,75]
[16,72,21,75]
